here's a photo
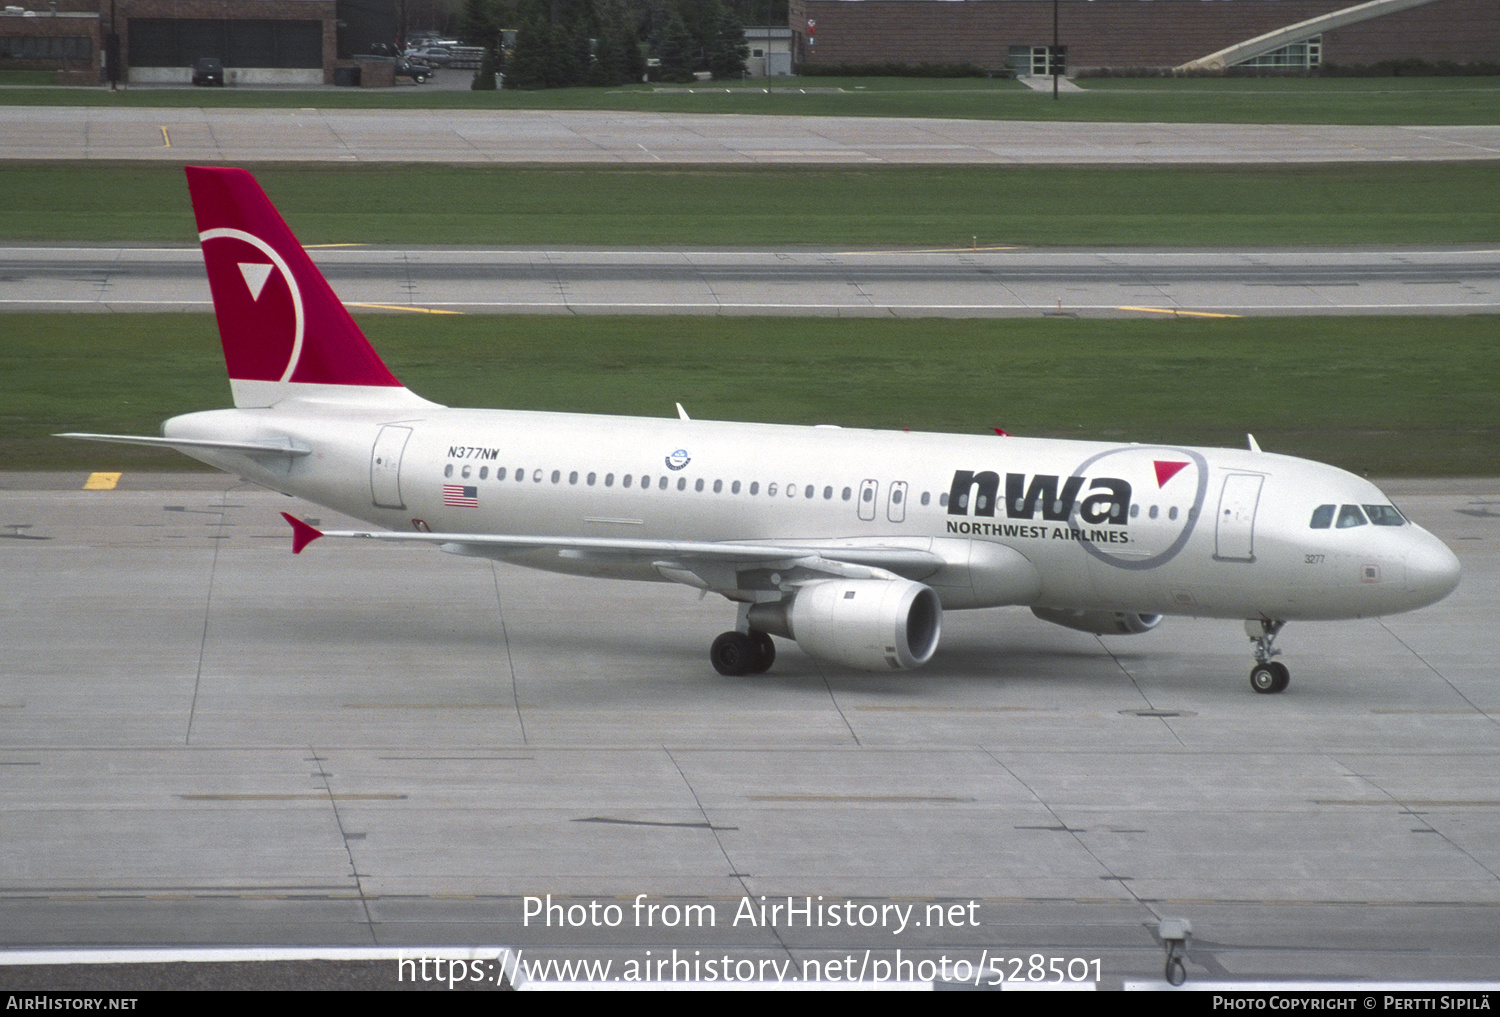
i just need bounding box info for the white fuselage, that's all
[164,402,1461,623]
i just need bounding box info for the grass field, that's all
[8,312,1494,477]
[3,74,1498,124]
[3,162,1497,247]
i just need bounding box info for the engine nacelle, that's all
[749,579,943,671]
[1031,607,1163,636]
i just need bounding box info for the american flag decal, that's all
[442,484,479,508]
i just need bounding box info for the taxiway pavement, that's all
[1,474,1496,987]
[4,244,1496,317]
[4,106,1499,164]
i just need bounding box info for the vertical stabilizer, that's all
[185,166,429,409]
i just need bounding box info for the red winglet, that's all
[282,512,324,554]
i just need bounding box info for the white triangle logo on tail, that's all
[238,262,274,300]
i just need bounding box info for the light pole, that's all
[1052,0,1059,99]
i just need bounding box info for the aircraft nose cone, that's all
[1406,533,1461,607]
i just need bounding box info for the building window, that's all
[1239,36,1321,70]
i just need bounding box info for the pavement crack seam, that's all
[1377,618,1497,727]
[490,563,527,745]
[662,747,797,964]
[312,743,380,942]
[981,746,1174,930]
[183,488,232,746]
[1331,755,1500,885]
[1094,636,1186,748]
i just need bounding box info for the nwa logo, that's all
[948,470,1132,525]
[199,227,305,383]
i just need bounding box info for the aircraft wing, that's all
[281,513,944,594]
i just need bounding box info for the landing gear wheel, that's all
[1249,661,1290,694]
[711,631,756,676]
[748,631,775,674]
[711,631,776,676]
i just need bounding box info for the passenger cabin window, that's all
[1337,504,1368,528]
[1310,504,1335,529]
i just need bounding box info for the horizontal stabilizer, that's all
[281,512,324,554]
[57,433,312,456]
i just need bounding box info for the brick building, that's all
[787,0,1500,74]
[0,0,350,84]
[0,3,101,83]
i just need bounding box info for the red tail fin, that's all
[185,167,406,406]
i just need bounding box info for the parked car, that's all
[393,57,433,84]
[191,57,224,87]
[404,46,451,66]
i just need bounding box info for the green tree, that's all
[707,5,747,80]
[503,17,547,87]
[472,45,500,88]
[656,11,695,82]
[459,0,505,48]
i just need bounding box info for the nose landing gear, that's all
[1246,618,1289,694]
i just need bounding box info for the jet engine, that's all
[1031,607,1163,636]
[748,579,942,671]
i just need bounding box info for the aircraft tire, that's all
[749,631,776,674]
[1250,661,1290,694]
[711,631,757,676]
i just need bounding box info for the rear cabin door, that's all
[370,425,412,510]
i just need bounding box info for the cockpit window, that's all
[1363,504,1406,526]
[1310,504,1335,529]
[1336,504,1368,528]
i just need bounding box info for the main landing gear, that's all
[1246,618,1289,694]
[710,630,776,676]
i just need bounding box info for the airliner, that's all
[62,167,1461,693]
